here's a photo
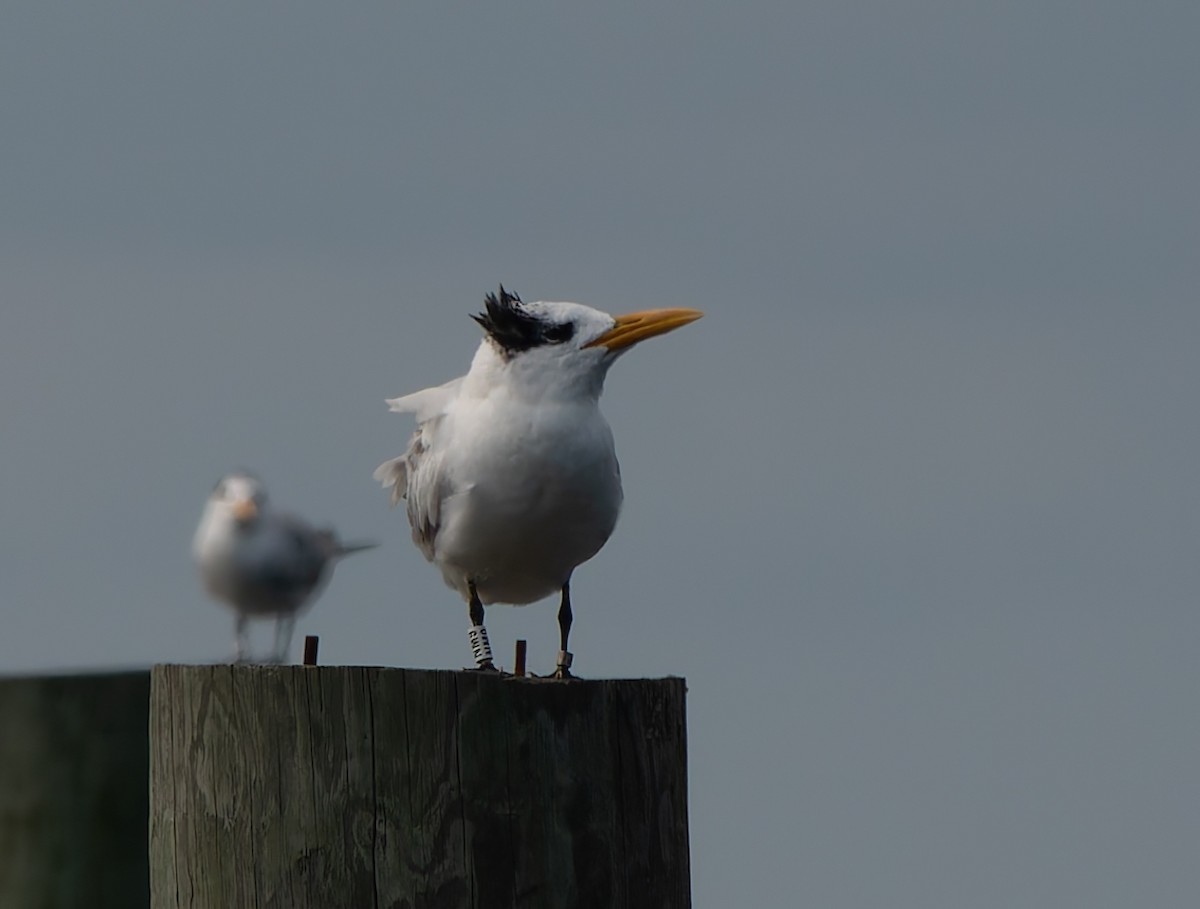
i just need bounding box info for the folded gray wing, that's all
[245,514,330,601]
[400,428,449,560]
[374,378,462,561]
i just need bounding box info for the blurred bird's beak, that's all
[584,308,704,352]
[231,498,258,523]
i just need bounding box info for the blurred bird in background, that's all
[193,472,377,663]
[375,286,701,677]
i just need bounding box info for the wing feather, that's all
[247,514,328,597]
[385,378,463,420]
[375,378,463,560]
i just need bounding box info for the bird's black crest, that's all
[471,285,574,356]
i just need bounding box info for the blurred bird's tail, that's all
[315,530,379,559]
[334,541,379,558]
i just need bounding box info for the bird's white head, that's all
[207,472,268,526]
[470,286,703,401]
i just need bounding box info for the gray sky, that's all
[3,2,1199,905]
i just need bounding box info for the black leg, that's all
[469,580,485,627]
[467,580,497,671]
[553,580,574,679]
[557,581,573,653]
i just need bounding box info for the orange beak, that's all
[583,308,704,352]
[231,498,258,523]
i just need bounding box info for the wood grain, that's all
[150,665,689,909]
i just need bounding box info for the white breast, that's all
[429,394,623,604]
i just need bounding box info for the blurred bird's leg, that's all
[466,580,497,671]
[552,579,574,680]
[273,614,297,664]
[233,614,250,664]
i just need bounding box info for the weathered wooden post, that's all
[149,665,689,909]
[0,670,151,908]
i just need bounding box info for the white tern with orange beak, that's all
[374,286,703,677]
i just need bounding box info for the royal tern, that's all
[193,472,377,663]
[374,286,702,677]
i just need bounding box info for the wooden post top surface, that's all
[151,662,685,681]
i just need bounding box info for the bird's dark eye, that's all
[543,323,575,344]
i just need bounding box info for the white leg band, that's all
[557,650,573,670]
[468,625,494,667]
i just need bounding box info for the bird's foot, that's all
[466,660,503,674]
[550,650,575,680]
